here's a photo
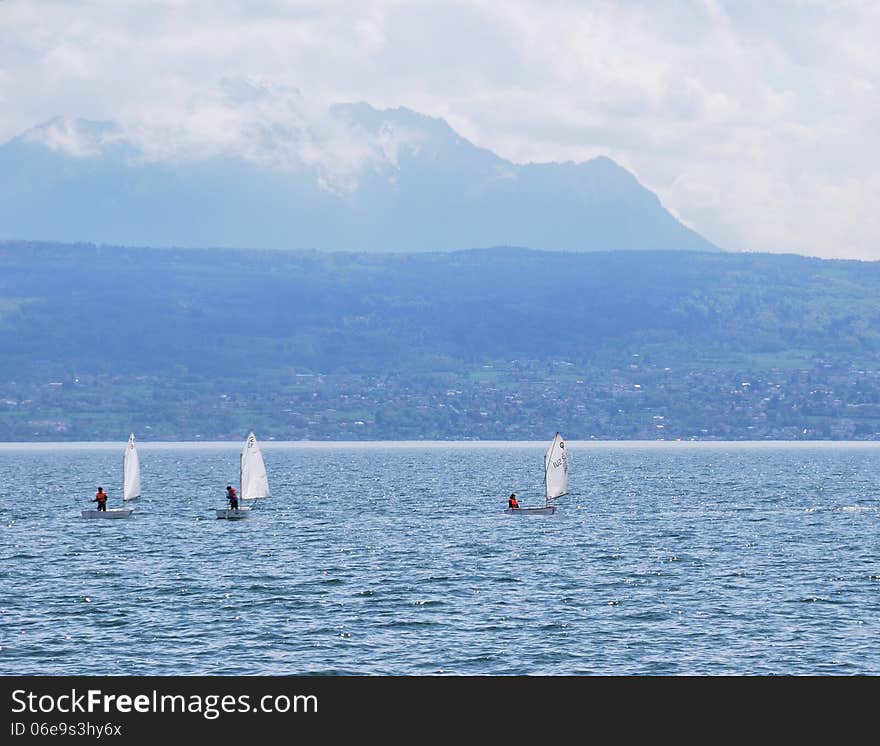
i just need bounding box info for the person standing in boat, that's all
[226,484,238,510]
[92,486,108,512]
[508,493,519,509]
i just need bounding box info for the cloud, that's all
[20,80,428,195]
[21,117,121,157]
[1,0,879,258]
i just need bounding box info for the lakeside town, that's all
[4,356,880,442]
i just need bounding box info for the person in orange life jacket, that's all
[93,486,108,512]
[508,493,519,509]
[226,484,238,510]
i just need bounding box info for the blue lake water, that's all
[1,441,879,675]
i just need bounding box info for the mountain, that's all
[2,241,879,441]
[0,104,718,252]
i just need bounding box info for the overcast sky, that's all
[2,0,878,259]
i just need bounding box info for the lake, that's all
[1,441,878,674]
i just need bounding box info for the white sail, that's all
[544,432,568,500]
[122,432,141,501]
[240,431,270,500]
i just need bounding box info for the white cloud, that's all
[21,117,115,157]
[1,0,879,257]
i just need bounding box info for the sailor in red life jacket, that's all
[226,484,238,510]
[93,486,108,512]
[508,493,519,509]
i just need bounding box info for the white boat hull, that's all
[81,508,134,519]
[504,506,557,515]
[216,507,252,520]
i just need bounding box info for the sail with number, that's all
[240,431,270,500]
[544,432,568,501]
[122,432,141,501]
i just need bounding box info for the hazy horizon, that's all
[4,440,880,451]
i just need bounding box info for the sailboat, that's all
[215,431,270,519]
[81,434,138,519]
[504,432,568,515]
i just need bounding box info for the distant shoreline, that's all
[3,440,880,451]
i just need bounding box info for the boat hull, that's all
[215,508,252,520]
[504,506,557,515]
[81,508,134,519]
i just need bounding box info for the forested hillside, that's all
[2,242,879,440]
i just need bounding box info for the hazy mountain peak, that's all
[333,102,460,140]
[0,102,720,253]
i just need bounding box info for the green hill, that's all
[2,241,879,440]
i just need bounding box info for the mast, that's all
[544,436,550,504]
